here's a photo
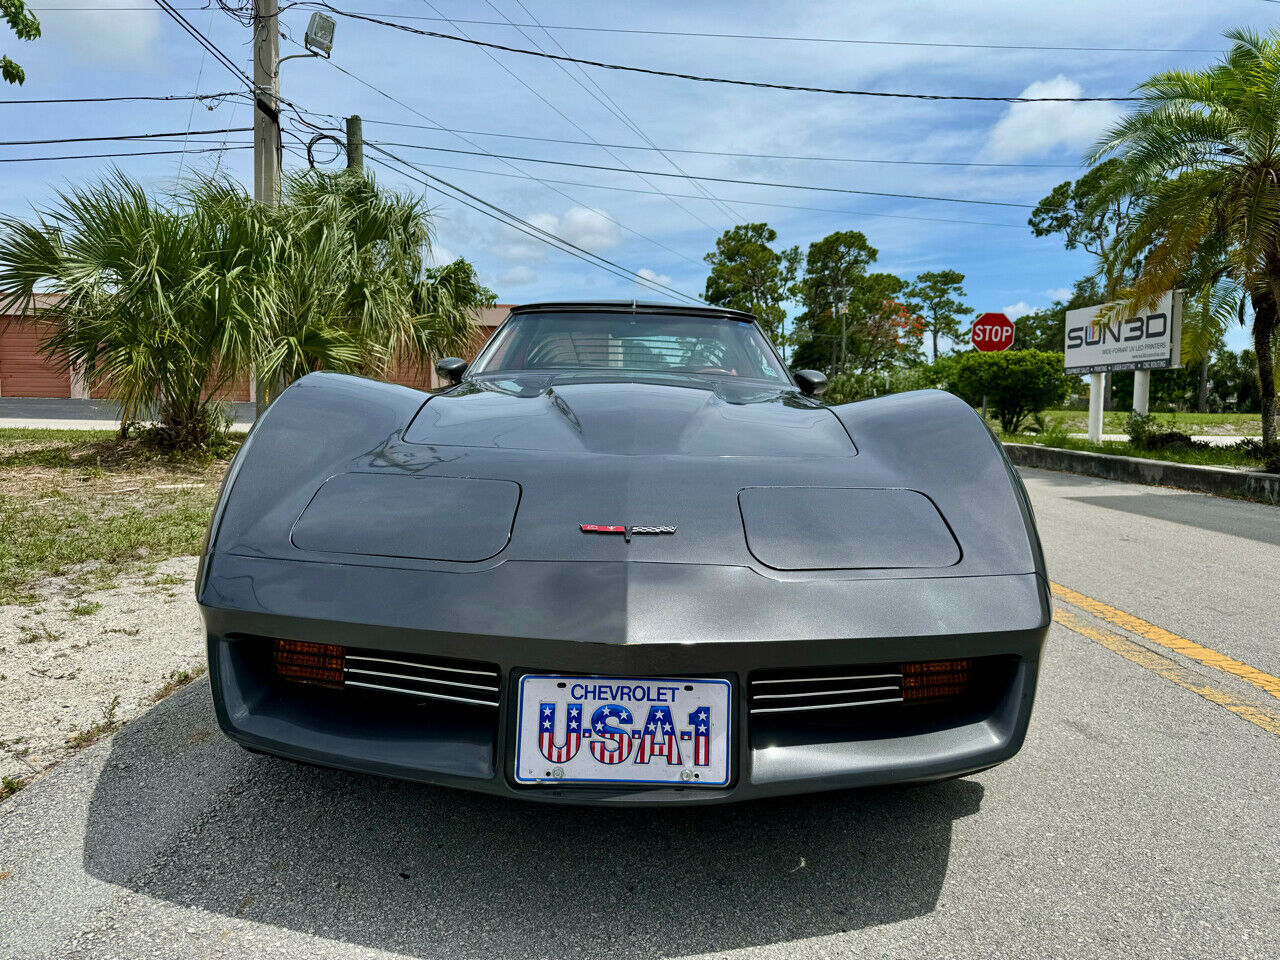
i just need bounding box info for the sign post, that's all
[1088,373,1105,442]
[1132,370,1150,416]
[1065,292,1183,441]
[971,312,1013,425]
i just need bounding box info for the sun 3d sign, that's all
[1064,291,1183,374]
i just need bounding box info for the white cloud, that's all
[495,234,544,263]
[1043,287,1073,302]
[984,76,1124,161]
[498,265,537,287]
[557,207,621,252]
[637,268,673,288]
[1002,301,1036,320]
[44,0,161,62]
[427,245,458,268]
[494,206,620,262]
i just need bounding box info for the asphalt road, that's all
[0,397,257,432]
[1,466,1277,960]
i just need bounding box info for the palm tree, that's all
[224,170,491,388]
[1088,27,1280,446]
[0,168,490,447]
[0,172,259,445]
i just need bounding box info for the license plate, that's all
[514,675,732,787]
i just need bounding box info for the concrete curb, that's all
[0,418,256,432]
[1004,442,1280,505]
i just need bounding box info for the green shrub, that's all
[952,350,1072,434]
[1126,411,1155,447]
[1126,411,1204,451]
[925,354,964,398]
[1238,438,1280,472]
[822,365,941,405]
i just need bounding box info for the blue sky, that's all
[5,0,1276,352]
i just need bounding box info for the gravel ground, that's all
[0,556,204,787]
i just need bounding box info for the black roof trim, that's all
[507,300,757,322]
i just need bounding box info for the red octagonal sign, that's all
[971,312,1014,352]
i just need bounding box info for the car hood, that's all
[402,376,855,458]
[206,374,1040,581]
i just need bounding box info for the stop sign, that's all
[971,312,1014,352]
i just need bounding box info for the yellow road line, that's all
[1051,581,1280,702]
[1052,608,1280,737]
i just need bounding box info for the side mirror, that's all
[436,357,468,385]
[794,369,828,397]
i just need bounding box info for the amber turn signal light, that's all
[902,658,971,701]
[273,639,346,688]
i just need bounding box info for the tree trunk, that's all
[1197,353,1210,413]
[931,328,939,362]
[1251,288,1277,447]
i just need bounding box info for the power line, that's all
[366,143,703,303]
[177,5,219,184]
[211,89,244,178]
[151,0,254,92]
[0,145,252,163]
[267,48,712,299]
[285,34,704,268]
[361,155,1029,229]
[308,5,1143,102]
[0,91,245,105]
[32,6,1220,54]
[370,143,702,302]
[0,127,251,146]
[364,138,1038,208]
[486,0,742,223]
[28,9,709,299]
[155,0,337,174]
[356,117,1082,170]
[418,0,722,236]
[368,149,700,303]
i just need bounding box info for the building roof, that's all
[0,292,64,317]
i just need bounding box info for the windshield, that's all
[469,311,789,382]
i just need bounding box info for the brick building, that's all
[0,300,511,399]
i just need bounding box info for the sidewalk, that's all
[0,398,256,432]
[1067,432,1261,448]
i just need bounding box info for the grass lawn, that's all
[1035,409,1263,436]
[1001,432,1267,469]
[0,428,239,604]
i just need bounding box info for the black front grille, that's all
[749,657,1012,749]
[234,633,501,776]
[343,649,501,708]
[264,636,502,709]
[748,666,903,714]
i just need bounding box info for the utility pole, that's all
[831,288,846,369]
[345,115,363,171]
[840,299,847,367]
[253,0,280,417]
[253,0,281,207]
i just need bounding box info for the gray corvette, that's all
[199,301,1049,804]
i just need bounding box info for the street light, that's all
[303,12,335,57]
[279,12,337,68]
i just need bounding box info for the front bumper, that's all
[201,553,1050,805]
